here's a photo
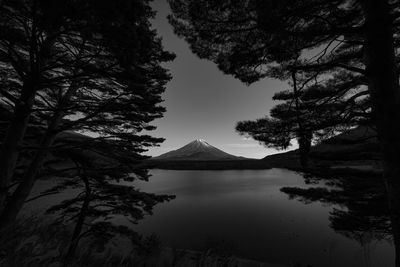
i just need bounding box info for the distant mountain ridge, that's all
[147,127,380,170]
[152,139,245,161]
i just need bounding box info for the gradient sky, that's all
[145,0,296,159]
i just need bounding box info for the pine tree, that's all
[0,0,175,230]
[237,70,369,168]
[36,144,174,259]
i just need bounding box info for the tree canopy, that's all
[0,0,175,250]
[236,69,369,168]
[168,0,374,167]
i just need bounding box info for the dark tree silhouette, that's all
[0,0,175,230]
[168,0,400,264]
[236,70,369,168]
[35,146,174,259]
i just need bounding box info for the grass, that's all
[0,217,296,267]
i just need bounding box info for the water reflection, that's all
[134,169,394,267]
[281,171,392,267]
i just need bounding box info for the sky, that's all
[145,0,295,159]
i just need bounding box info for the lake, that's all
[132,168,394,267]
[24,168,394,266]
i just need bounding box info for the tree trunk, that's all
[0,87,35,211]
[0,130,58,229]
[292,70,310,169]
[298,134,311,169]
[0,84,78,230]
[0,111,64,229]
[65,172,91,261]
[362,1,400,266]
[0,2,43,212]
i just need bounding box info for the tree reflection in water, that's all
[281,171,392,265]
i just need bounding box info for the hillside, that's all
[261,126,381,174]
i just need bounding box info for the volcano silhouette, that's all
[153,139,244,161]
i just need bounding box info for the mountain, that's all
[262,126,379,162]
[147,127,380,171]
[152,139,244,161]
[260,126,381,173]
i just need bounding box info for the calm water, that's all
[25,168,394,266]
[132,168,394,267]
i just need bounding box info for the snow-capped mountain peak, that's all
[153,139,243,161]
[192,139,211,147]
